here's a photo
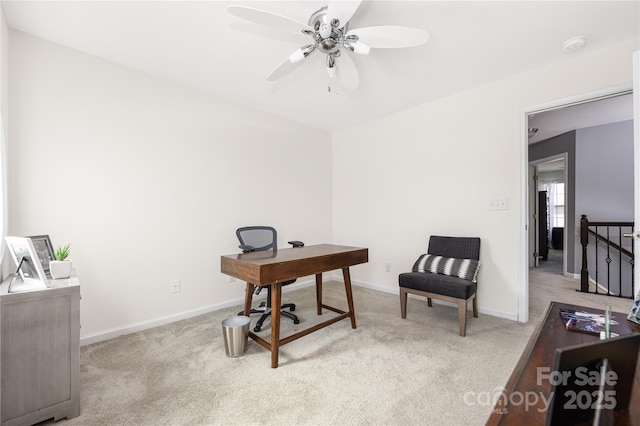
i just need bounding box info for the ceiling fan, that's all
[228,0,429,91]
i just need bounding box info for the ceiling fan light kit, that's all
[351,40,370,55]
[228,0,429,90]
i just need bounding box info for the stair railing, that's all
[580,214,635,298]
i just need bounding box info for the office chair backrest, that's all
[236,226,277,252]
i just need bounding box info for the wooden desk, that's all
[221,244,368,368]
[486,301,640,425]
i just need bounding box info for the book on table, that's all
[559,309,618,335]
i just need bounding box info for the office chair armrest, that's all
[288,241,304,248]
[239,244,255,253]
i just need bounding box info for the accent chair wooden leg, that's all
[458,299,467,337]
[400,288,407,319]
[427,297,432,307]
[472,295,478,318]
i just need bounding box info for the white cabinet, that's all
[0,274,80,426]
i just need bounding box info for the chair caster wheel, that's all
[294,319,300,324]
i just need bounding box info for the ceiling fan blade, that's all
[347,26,429,48]
[334,53,359,90]
[327,0,362,28]
[267,47,313,81]
[228,5,311,33]
[268,58,298,82]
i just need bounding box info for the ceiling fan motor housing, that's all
[309,6,349,54]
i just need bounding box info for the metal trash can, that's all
[222,316,251,357]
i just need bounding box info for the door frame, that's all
[519,83,633,323]
[633,51,640,299]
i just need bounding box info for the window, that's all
[547,182,565,229]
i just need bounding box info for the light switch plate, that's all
[489,198,508,210]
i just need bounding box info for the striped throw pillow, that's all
[412,254,480,283]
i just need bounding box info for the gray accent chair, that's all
[399,236,481,336]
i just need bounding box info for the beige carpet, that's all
[529,249,631,322]
[55,257,634,426]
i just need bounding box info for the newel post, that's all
[580,214,589,292]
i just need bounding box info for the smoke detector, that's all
[562,36,586,53]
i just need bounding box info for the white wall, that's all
[8,31,332,341]
[332,38,639,319]
[7,28,639,337]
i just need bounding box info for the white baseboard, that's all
[80,301,237,346]
[80,276,319,346]
[335,275,519,321]
[81,274,517,346]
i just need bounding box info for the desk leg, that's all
[270,282,282,368]
[342,267,357,329]
[244,283,255,316]
[315,273,323,315]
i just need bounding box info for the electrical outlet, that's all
[385,263,391,272]
[170,279,181,293]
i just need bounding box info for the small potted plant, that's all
[49,244,72,279]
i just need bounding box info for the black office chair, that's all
[236,226,302,332]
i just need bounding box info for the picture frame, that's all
[28,235,55,273]
[5,236,49,290]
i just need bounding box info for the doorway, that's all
[530,155,567,276]
[520,88,635,322]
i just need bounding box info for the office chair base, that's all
[238,302,299,332]
[254,308,299,332]
[237,302,296,317]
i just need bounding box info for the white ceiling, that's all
[3,1,639,133]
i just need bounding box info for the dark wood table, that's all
[486,301,640,425]
[220,244,368,368]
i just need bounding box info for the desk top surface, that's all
[221,244,366,264]
[221,244,368,284]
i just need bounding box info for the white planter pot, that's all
[50,260,72,279]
